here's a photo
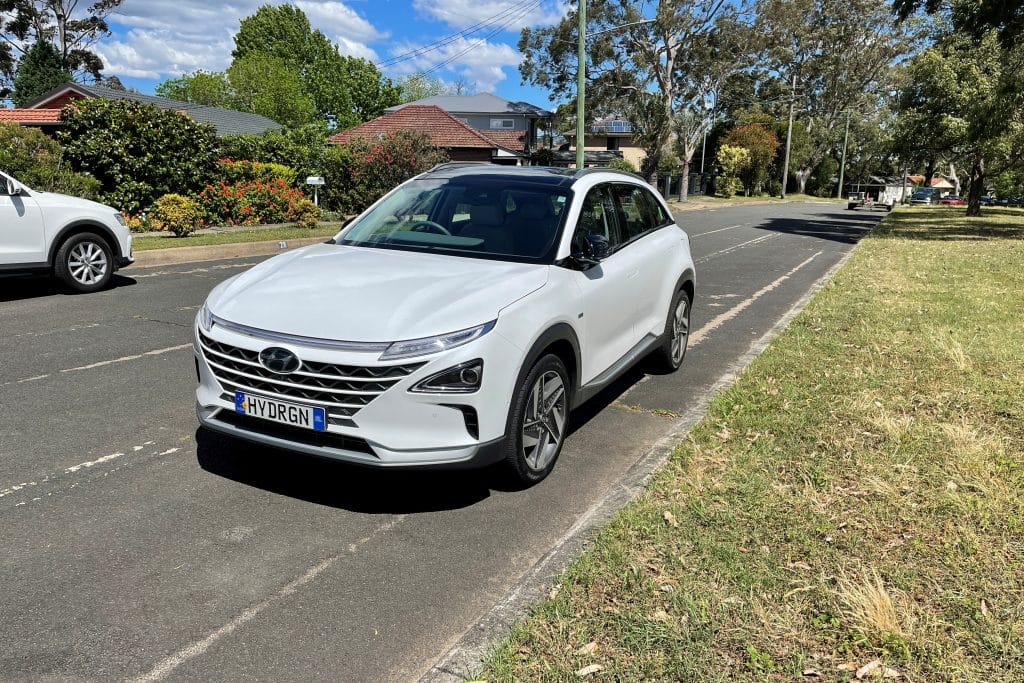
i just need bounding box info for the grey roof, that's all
[386,93,551,118]
[26,83,283,136]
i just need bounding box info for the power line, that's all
[376,0,539,68]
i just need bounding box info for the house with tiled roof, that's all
[328,105,527,164]
[384,94,551,155]
[1,83,282,137]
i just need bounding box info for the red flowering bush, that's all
[197,178,309,226]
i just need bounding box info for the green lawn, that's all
[479,206,1024,681]
[131,224,342,251]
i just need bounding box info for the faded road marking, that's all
[690,224,743,237]
[689,251,822,348]
[0,441,160,501]
[132,262,260,279]
[132,515,408,683]
[3,344,191,387]
[694,234,776,264]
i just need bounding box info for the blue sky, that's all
[96,0,568,110]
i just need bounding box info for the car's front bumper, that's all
[193,318,521,469]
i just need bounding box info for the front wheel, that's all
[54,232,113,293]
[501,354,570,487]
[651,288,691,372]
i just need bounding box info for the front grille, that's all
[198,331,424,420]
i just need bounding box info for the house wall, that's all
[576,134,647,170]
[458,114,531,133]
[30,92,83,109]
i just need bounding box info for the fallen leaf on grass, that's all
[576,664,603,677]
[650,609,670,621]
[716,427,732,442]
[659,584,676,593]
[837,662,857,672]
[802,670,821,677]
[856,659,882,679]
[883,668,901,679]
[549,585,560,599]
[663,510,679,527]
[981,599,990,617]
[577,641,598,655]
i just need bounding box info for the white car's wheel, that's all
[651,288,691,372]
[502,354,570,486]
[55,232,113,293]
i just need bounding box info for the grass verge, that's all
[478,206,1024,681]
[131,224,341,251]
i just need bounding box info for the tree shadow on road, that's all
[751,211,881,244]
[0,273,136,303]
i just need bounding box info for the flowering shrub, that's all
[122,213,154,233]
[197,178,308,226]
[285,197,320,229]
[215,158,298,186]
[150,194,202,237]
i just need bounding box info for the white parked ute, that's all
[0,170,133,292]
[194,164,695,485]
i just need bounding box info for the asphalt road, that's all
[0,203,881,681]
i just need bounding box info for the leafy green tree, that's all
[0,0,123,83]
[227,52,318,128]
[0,121,99,197]
[397,74,447,102]
[229,3,398,128]
[57,99,220,214]
[722,122,779,194]
[754,0,919,193]
[11,38,70,105]
[219,123,329,177]
[716,144,750,197]
[155,70,232,106]
[893,28,1022,215]
[894,0,1024,44]
[519,0,754,184]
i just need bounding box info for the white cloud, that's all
[385,36,521,93]
[100,0,383,80]
[412,0,567,31]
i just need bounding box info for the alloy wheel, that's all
[671,297,690,364]
[521,370,567,471]
[68,241,109,286]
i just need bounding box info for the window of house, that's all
[490,118,515,129]
[606,137,620,151]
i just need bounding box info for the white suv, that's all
[0,170,133,292]
[194,165,695,485]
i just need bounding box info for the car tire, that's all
[54,232,113,293]
[501,354,570,487]
[651,287,691,373]
[847,203,856,210]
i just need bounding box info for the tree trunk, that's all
[796,168,812,194]
[966,151,984,217]
[924,158,937,188]
[680,157,690,201]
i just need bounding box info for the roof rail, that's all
[573,167,646,181]
[427,162,490,172]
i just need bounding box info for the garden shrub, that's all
[58,99,220,214]
[198,178,307,226]
[150,194,202,236]
[0,122,101,198]
[320,130,447,214]
[216,159,298,186]
[219,124,327,177]
[606,158,637,173]
[286,197,320,229]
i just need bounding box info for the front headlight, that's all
[198,302,214,332]
[380,321,496,360]
[410,359,483,394]
[114,212,126,226]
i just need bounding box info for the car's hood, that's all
[28,189,116,214]
[208,243,549,342]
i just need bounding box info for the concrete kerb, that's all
[130,236,329,268]
[417,240,863,682]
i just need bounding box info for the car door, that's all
[570,184,649,382]
[609,183,683,337]
[0,174,45,265]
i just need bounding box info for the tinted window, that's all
[574,186,622,250]
[339,177,570,261]
[611,185,663,241]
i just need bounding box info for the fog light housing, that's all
[410,360,483,394]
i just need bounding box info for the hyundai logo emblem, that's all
[259,347,301,374]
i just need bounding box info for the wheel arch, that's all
[511,323,582,414]
[48,221,123,265]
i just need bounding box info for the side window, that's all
[611,184,665,242]
[574,186,622,251]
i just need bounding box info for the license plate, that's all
[235,392,326,431]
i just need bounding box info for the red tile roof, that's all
[0,108,62,123]
[480,129,527,151]
[328,105,498,149]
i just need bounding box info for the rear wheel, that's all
[651,288,691,372]
[501,354,570,486]
[54,232,113,293]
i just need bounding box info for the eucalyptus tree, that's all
[519,0,756,180]
[755,0,918,193]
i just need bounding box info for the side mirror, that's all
[571,232,610,269]
[4,179,18,196]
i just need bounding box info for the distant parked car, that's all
[846,191,893,211]
[980,196,994,206]
[0,170,133,292]
[910,188,940,205]
[1010,197,1024,207]
[938,195,965,205]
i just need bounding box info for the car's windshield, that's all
[337,176,571,262]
